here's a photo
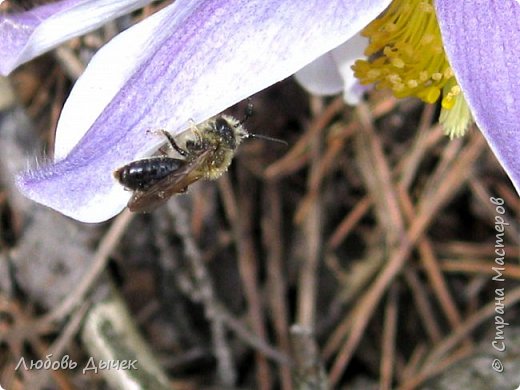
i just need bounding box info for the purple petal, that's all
[17,0,390,222]
[0,0,152,75]
[436,1,520,195]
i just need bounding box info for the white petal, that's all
[331,34,369,104]
[294,33,369,104]
[294,53,344,95]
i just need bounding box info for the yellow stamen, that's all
[352,0,472,137]
[439,79,473,139]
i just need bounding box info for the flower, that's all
[297,0,520,198]
[2,0,519,222]
[352,0,473,139]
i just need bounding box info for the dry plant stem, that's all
[168,198,289,367]
[402,269,442,342]
[418,136,464,202]
[290,325,328,390]
[424,284,520,367]
[0,299,70,389]
[53,46,85,80]
[496,182,520,212]
[30,302,90,389]
[235,171,271,390]
[47,72,65,151]
[296,97,324,329]
[325,109,453,356]
[439,241,520,260]
[400,344,427,383]
[322,312,353,360]
[397,123,479,341]
[81,290,172,390]
[39,209,135,326]
[327,196,372,250]
[265,96,344,179]
[168,200,236,386]
[294,122,357,224]
[262,183,293,390]
[396,105,439,189]
[398,186,467,336]
[399,346,472,390]
[355,102,406,244]
[46,301,90,361]
[0,76,16,110]
[381,285,398,390]
[397,123,445,186]
[218,174,239,224]
[328,108,441,250]
[440,260,520,279]
[0,298,54,355]
[371,95,399,117]
[351,101,404,385]
[216,307,291,365]
[328,126,487,386]
[190,188,208,239]
[26,66,60,118]
[413,134,486,233]
[401,286,520,388]
[469,178,520,240]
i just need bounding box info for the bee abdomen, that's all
[114,157,186,190]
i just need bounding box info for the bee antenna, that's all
[248,133,288,146]
[239,98,287,146]
[239,98,254,126]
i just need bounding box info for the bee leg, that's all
[146,129,188,157]
[189,119,203,144]
[239,98,254,125]
[159,129,188,157]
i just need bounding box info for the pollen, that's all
[352,0,471,136]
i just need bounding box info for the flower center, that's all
[352,0,472,137]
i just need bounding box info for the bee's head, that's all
[214,116,247,150]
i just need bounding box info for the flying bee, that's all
[114,102,285,213]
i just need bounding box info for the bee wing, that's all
[127,151,210,213]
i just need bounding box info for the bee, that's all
[114,102,284,213]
